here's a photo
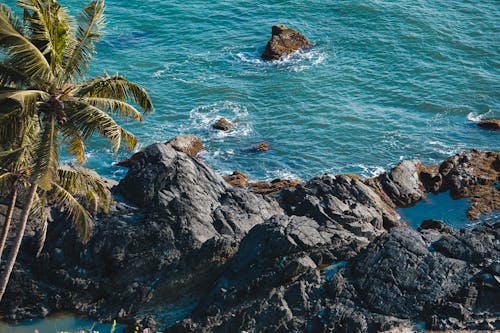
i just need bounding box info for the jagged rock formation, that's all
[1,145,498,333]
[262,25,313,60]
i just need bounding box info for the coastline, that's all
[1,139,498,332]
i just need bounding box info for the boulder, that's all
[262,25,313,60]
[223,171,249,187]
[212,118,234,131]
[172,223,500,332]
[478,119,500,130]
[166,135,204,157]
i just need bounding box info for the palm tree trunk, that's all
[0,185,18,262]
[0,183,37,302]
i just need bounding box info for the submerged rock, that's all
[252,142,270,152]
[478,119,500,130]
[262,25,313,60]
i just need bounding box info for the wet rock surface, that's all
[262,25,313,60]
[212,118,234,131]
[478,119,500,130]
[1,148,499,332]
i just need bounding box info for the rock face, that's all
[262,25,313,60]
[478,119,500,130]
[1,148,499,333]
[118,143,280,245]
[172,223,500,333]
[0,142,281,322]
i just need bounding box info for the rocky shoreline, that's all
[0,140,499,332]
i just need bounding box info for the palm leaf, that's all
[18,0,74,72]
[65,101,138,152]
[0,60,28,87]
[0,7,54,86]
[76,74,154,113]
[0,88,48,117]
[57,164,111,213]
[48,182,93,242]
[33,118,59,190]
[0,3,26,35]
[82,97,142,122]
[63,0,105,81]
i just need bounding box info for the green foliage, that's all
[0,0,154,241]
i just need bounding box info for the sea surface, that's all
[5,0,499,182]
[1,2,499,331]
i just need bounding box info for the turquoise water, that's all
[4,0,500,180]
[0,314,124,333]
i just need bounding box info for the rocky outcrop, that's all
[478,119,500,130]
[262,25,313,60]
[0,142,281,323]
[366,150,500,219]
[1,148,498,332]
[172,223,500,332]
[223,171,302,195]
[166,135,204,157]
[212,118,234,131]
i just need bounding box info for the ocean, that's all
[4,0,500,181]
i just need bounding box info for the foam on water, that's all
[2,0,498,183]
[188,101,253,139]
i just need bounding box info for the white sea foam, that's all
[233,47,327,72]
[189,101,253,138]
[264,169,301,181]
[353,164,386,177]
[467,109,493,122]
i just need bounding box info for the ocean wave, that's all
[189,101,253,138]
[233,47,327,72]
[467,109,493,122]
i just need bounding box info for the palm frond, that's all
[57,164,111,213]
[0,61,28,87]
[18,0,74,72]
[33,118,59,190]
[0,8,54,85]
[48,182,93,242]
[76,74,154,113]
[65,101,138,152]
[0,3,27,35]
[63,0,105,81]
[0,88,48,117]
[67,136,86,163]
[82,97,142,122]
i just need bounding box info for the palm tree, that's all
[0,0,153,301]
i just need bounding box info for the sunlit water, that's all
[4,0,498,181]
[1,0,499,330]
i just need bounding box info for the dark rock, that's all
[378,160,426,207]
[171,223,499,332]
[262,25,313,60]
[478,119,500,130]
[419,219,453,233]
[118,143,281,245]
[280,174,404,237]
[212,118,234,131]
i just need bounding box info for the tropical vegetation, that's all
[0,0,153,302]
